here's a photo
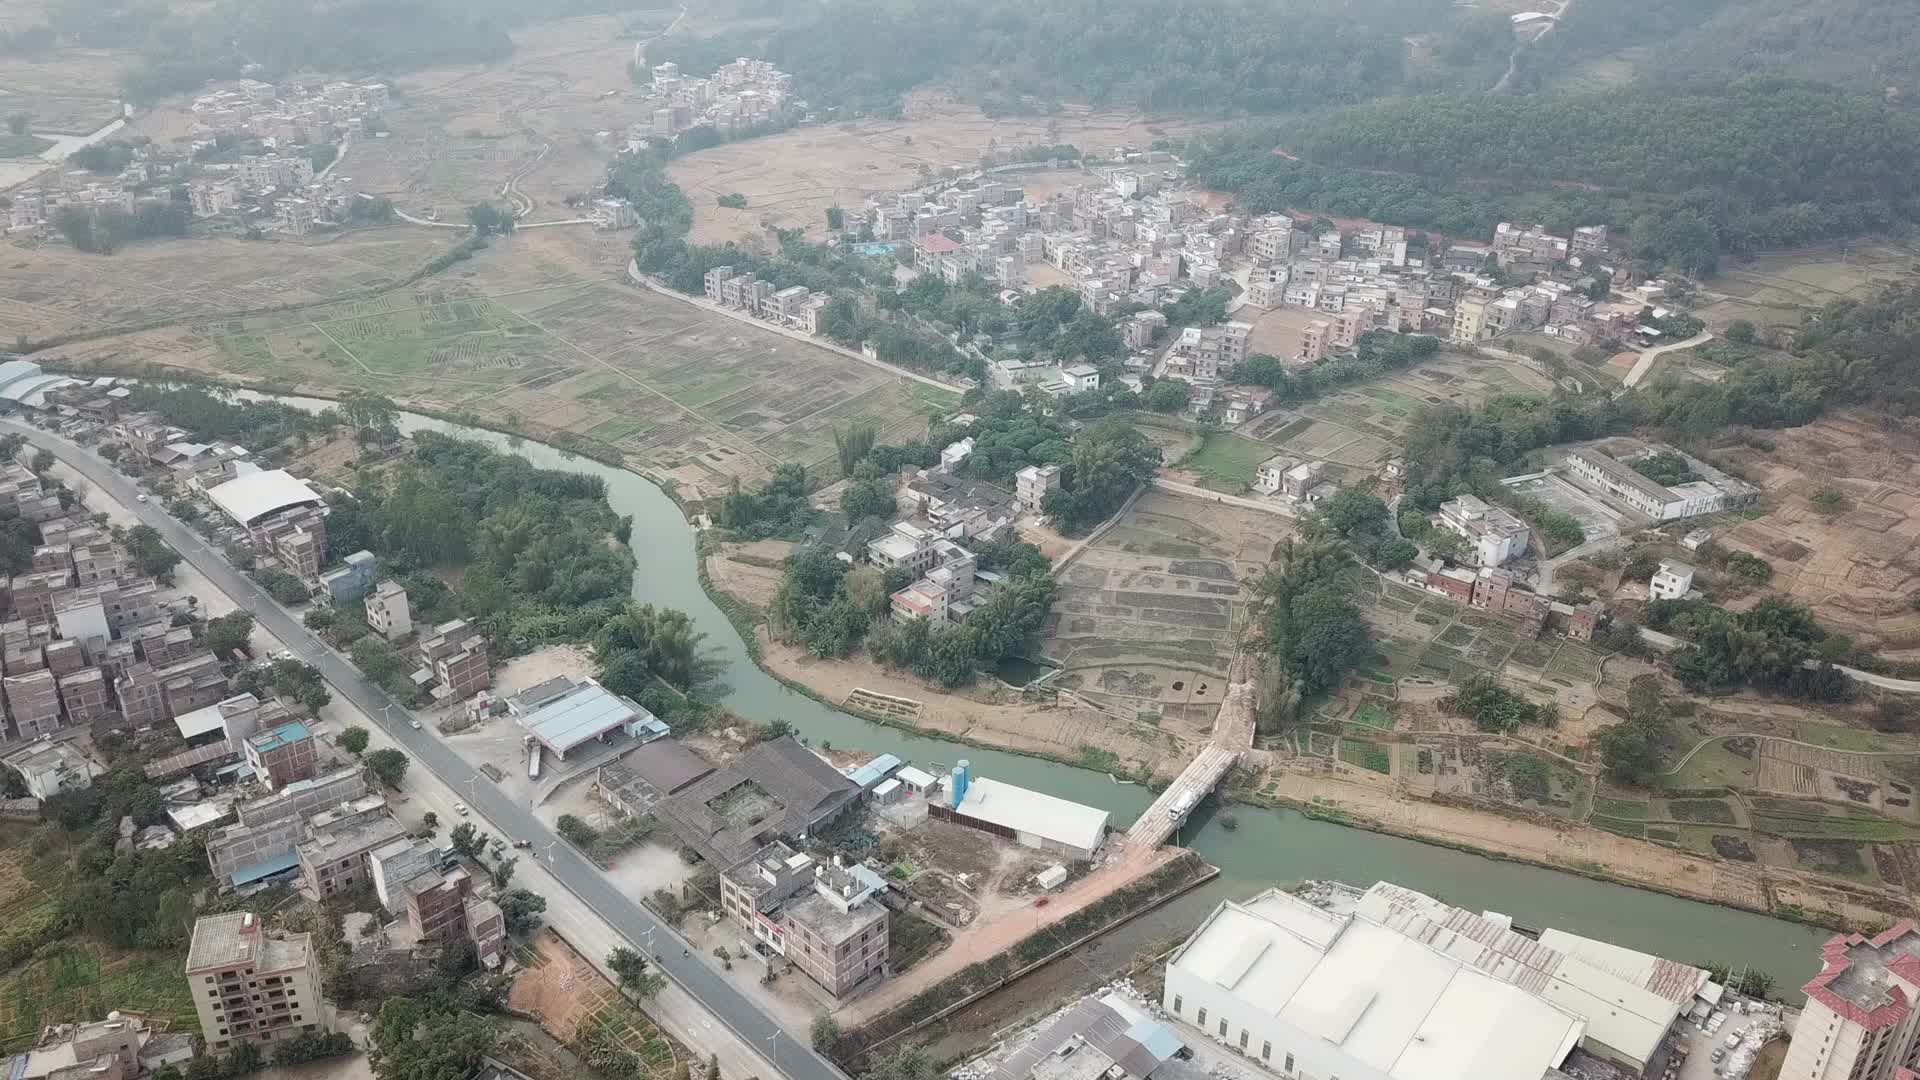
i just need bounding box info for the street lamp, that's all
[766,1030,779,1072]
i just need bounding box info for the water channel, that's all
[248,392,1831,995]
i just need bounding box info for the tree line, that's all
[644,0,1512,116]
[1187,78,1920,271]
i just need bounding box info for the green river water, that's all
[258,394,1831,996]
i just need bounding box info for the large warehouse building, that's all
[1167,881,1720,1080]
[1166,888,1586,1080]
[205,469,325,526]
[513,677,661,759]
[929,763,1110,861]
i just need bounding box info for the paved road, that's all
[8,421,840,1080]
[1622,331,1713,389]
[1149,477,1298,517]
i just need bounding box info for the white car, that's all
[408,719,422,731]
[453,803,469,816]
[135,494,148,503]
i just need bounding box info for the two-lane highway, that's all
[7,420,841,1080]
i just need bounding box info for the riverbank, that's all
[124,384,1834,993]
[696,513,1907,934]
[1234,767,1905,933]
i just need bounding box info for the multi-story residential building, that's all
[1649,561,1695,600]
[56,668,110,725]
[720,843,889,999]
[114,663,167,728]
[1492,221,1571,269]
[1437,495,1531,566]
[5,670,60,738]
[295,794,408,898]
[157,653,228,718]
[1452,286,1497,344]
[366,581,412,640]
[1571,224,1609,256]
[418,619,490,701]
[244,721,319,791]
[1782,922,1920,1080]
[1297,320,1331,363]
[316,550,376,606]
[185,912,323,1053]
[2,740,102,798]
[889,543,978,624]
[1015,464,1060,512]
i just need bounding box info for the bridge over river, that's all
[1125,656,1257,851]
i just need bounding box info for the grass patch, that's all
[1791,721,1912,753]
[1340,738,1392,774]
[1350,702,1392,730]
[887,907,951,974]
[1751,811,1913,841]
[1186,433,1275,492]
[1077,745,1122,773]
[1592,796,1648,820]
[1659,738,1760,790]
[1645,827,1679,842]
[0,134,54,157]
[0,943,199,1042]
[1664,798,1737,824]
[1592,816,1645,838]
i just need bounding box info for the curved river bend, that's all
[249,393,1829,995]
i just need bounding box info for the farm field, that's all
[50,264,952,499]
[1237,351,1553,485]
[0,232,459,345]
[0,834,198,1045]
[1694,239,1920,336]
[666,101,1214,246]
[1182,432,1273,492]
[332,13,674,220]
[1710,412,1920,659]
[1043,490,1282,728]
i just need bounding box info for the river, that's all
[245,391,1831,996]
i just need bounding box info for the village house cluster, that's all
[189,78,388,141]
[637,58,796,141]
[701,264,833,331]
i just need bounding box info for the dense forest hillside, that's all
[645,0,1508,115]
[1187,79,1920,271]
[1517,0,1920,96]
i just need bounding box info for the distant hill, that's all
[1186,78,1920,272]
[644,0,1513,117]
[1519,0,1920,97]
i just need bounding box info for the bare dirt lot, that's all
[1045,490,1280,733]
[1713,412,1920,658]
[667,102,1214,246]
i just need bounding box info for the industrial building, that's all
[654,736,860,866]
[204,469,325,528]
[1165,888,1585,1080]
[1167,881,1722,1080]
[989,992,1189,1080]
[929,762,1110,861]
[1562,443,1759,522]
[512,677,662,759]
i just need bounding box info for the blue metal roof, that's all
[522,681,649,755]
[845,753,903,790]
[1126,1020,1182,1063]
[247,721,310,753]
[230,851,299,886]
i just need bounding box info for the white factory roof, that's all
[1172,889,1584,1080]
[1355,882,1697,1069]
[951,777,1109,853]
[206,468,323,524]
